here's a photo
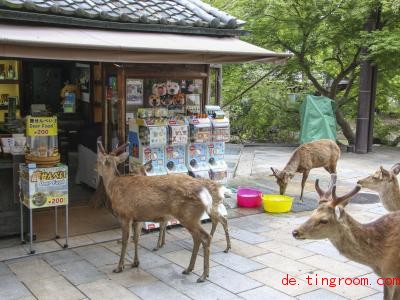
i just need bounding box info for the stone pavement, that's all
[1,144,399,300]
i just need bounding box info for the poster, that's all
[20,164,68,209]
[126,79,143,105]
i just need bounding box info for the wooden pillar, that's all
[101,63,108,150]
[355,8,379,153]
[203,65,210,112]
[117,67,126,144]
[216,66,222,106]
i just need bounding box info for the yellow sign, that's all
[26,116,57,136]
[46,196,68,207]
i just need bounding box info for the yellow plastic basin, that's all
[262,194,294,213]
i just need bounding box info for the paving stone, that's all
[57,234,94,248]
[206,265,263,294]
[43,250,82,266]
[129,280,190,300]
[78,278,140,300]
[8,258,59,283]
[210,252,264,273]
[298,255,368,277]
[101,265,159,288]
[87,229,121,243]
[73,245,120,268]
[0,262,12,276]
[297,270,377,299]
[22,240,62,254]
[0,274,32,300]
[299,241,348,262]
[133,247,172,270]
[297,288,348,300]
[360,293,384,300]
[213,238,266,258]
[146,263,240,300]
[54,259,106,285]
[257,240,315,260]
[162,249,218,272]
[228,217,274,233]
[174,238,224,254]
[26,275,85,300]
[138,234,184,254]
[0,245,28,261]
[238,285,295,300]
[360,272,383,292]
[246,267,318,296]
[229,228,271,244]
[252,252,316,276]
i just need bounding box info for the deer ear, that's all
[380,166,391,177]
[334,206,345,221]
[116,152,129,165]
[391,163,400,175]
[143,160,153,172]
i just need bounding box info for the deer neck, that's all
[284,155,299,173]
[329,213,383,272]
[101,167,118,198]
[379,181,400,210]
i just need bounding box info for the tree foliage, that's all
[206,0,400,144]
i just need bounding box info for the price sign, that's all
[26,116,58,136]
[46,196,68,207]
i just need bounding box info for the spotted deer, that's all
[357,163,400,211]
[293,174,400,300]
[131,162,231,253]
[97,142,212,282]
[271,139,340,200]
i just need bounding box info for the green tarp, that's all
[300,95,337,144]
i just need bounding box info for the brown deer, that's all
[270,139,340,200]
[357,163,400,211]
[131,163,231,253]
[293,174,400,300]
[97,142,212,282]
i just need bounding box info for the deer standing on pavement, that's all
[293,174,400,300]
[131,163,231,253]
[271,139,340,200]
[357,163,400,211]
[97,142,212,282]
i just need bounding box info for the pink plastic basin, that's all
[237,187,262,208]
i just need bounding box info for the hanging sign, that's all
[26,116,58,137]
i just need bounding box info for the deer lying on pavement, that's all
[97,142,212,282]
[271,139,340,200]
[357,163,400,211]
[131,162,231,253]
[293,174,400,300]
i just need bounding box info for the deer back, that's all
[289,139,340,172]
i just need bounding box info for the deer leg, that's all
[384,285,394,300]
[182,231,201,275]
[217,214,231,253]
[197,227,211,282]
[154,221,167,251]
[114,219,131,273]
[210,216,218,237]
[300,170,309,201]
[131,221,141,268]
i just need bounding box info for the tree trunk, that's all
[335,108,355,144]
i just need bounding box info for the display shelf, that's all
[0,79,19,84]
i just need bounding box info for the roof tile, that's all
[0,0,244,30]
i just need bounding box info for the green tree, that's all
[207,0,400,144]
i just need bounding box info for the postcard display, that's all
[19,164,69,254]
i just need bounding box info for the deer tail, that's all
[199,188,213,216]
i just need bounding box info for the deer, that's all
[270,139,340,201]
[96,142,212,282]
[131,162,231,253]
[292,174,400,300]
[357,163,400,211]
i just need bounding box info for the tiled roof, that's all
[0,0,245,29]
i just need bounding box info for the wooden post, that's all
[117,67,126,144]
[355,8,379,153]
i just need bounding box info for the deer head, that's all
[97,141,129,178]
[357,164,400,192]
[270,167,294,195]
[130,161,153,176]
[292,174,361,240]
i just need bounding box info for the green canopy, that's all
[300,95,337,144]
